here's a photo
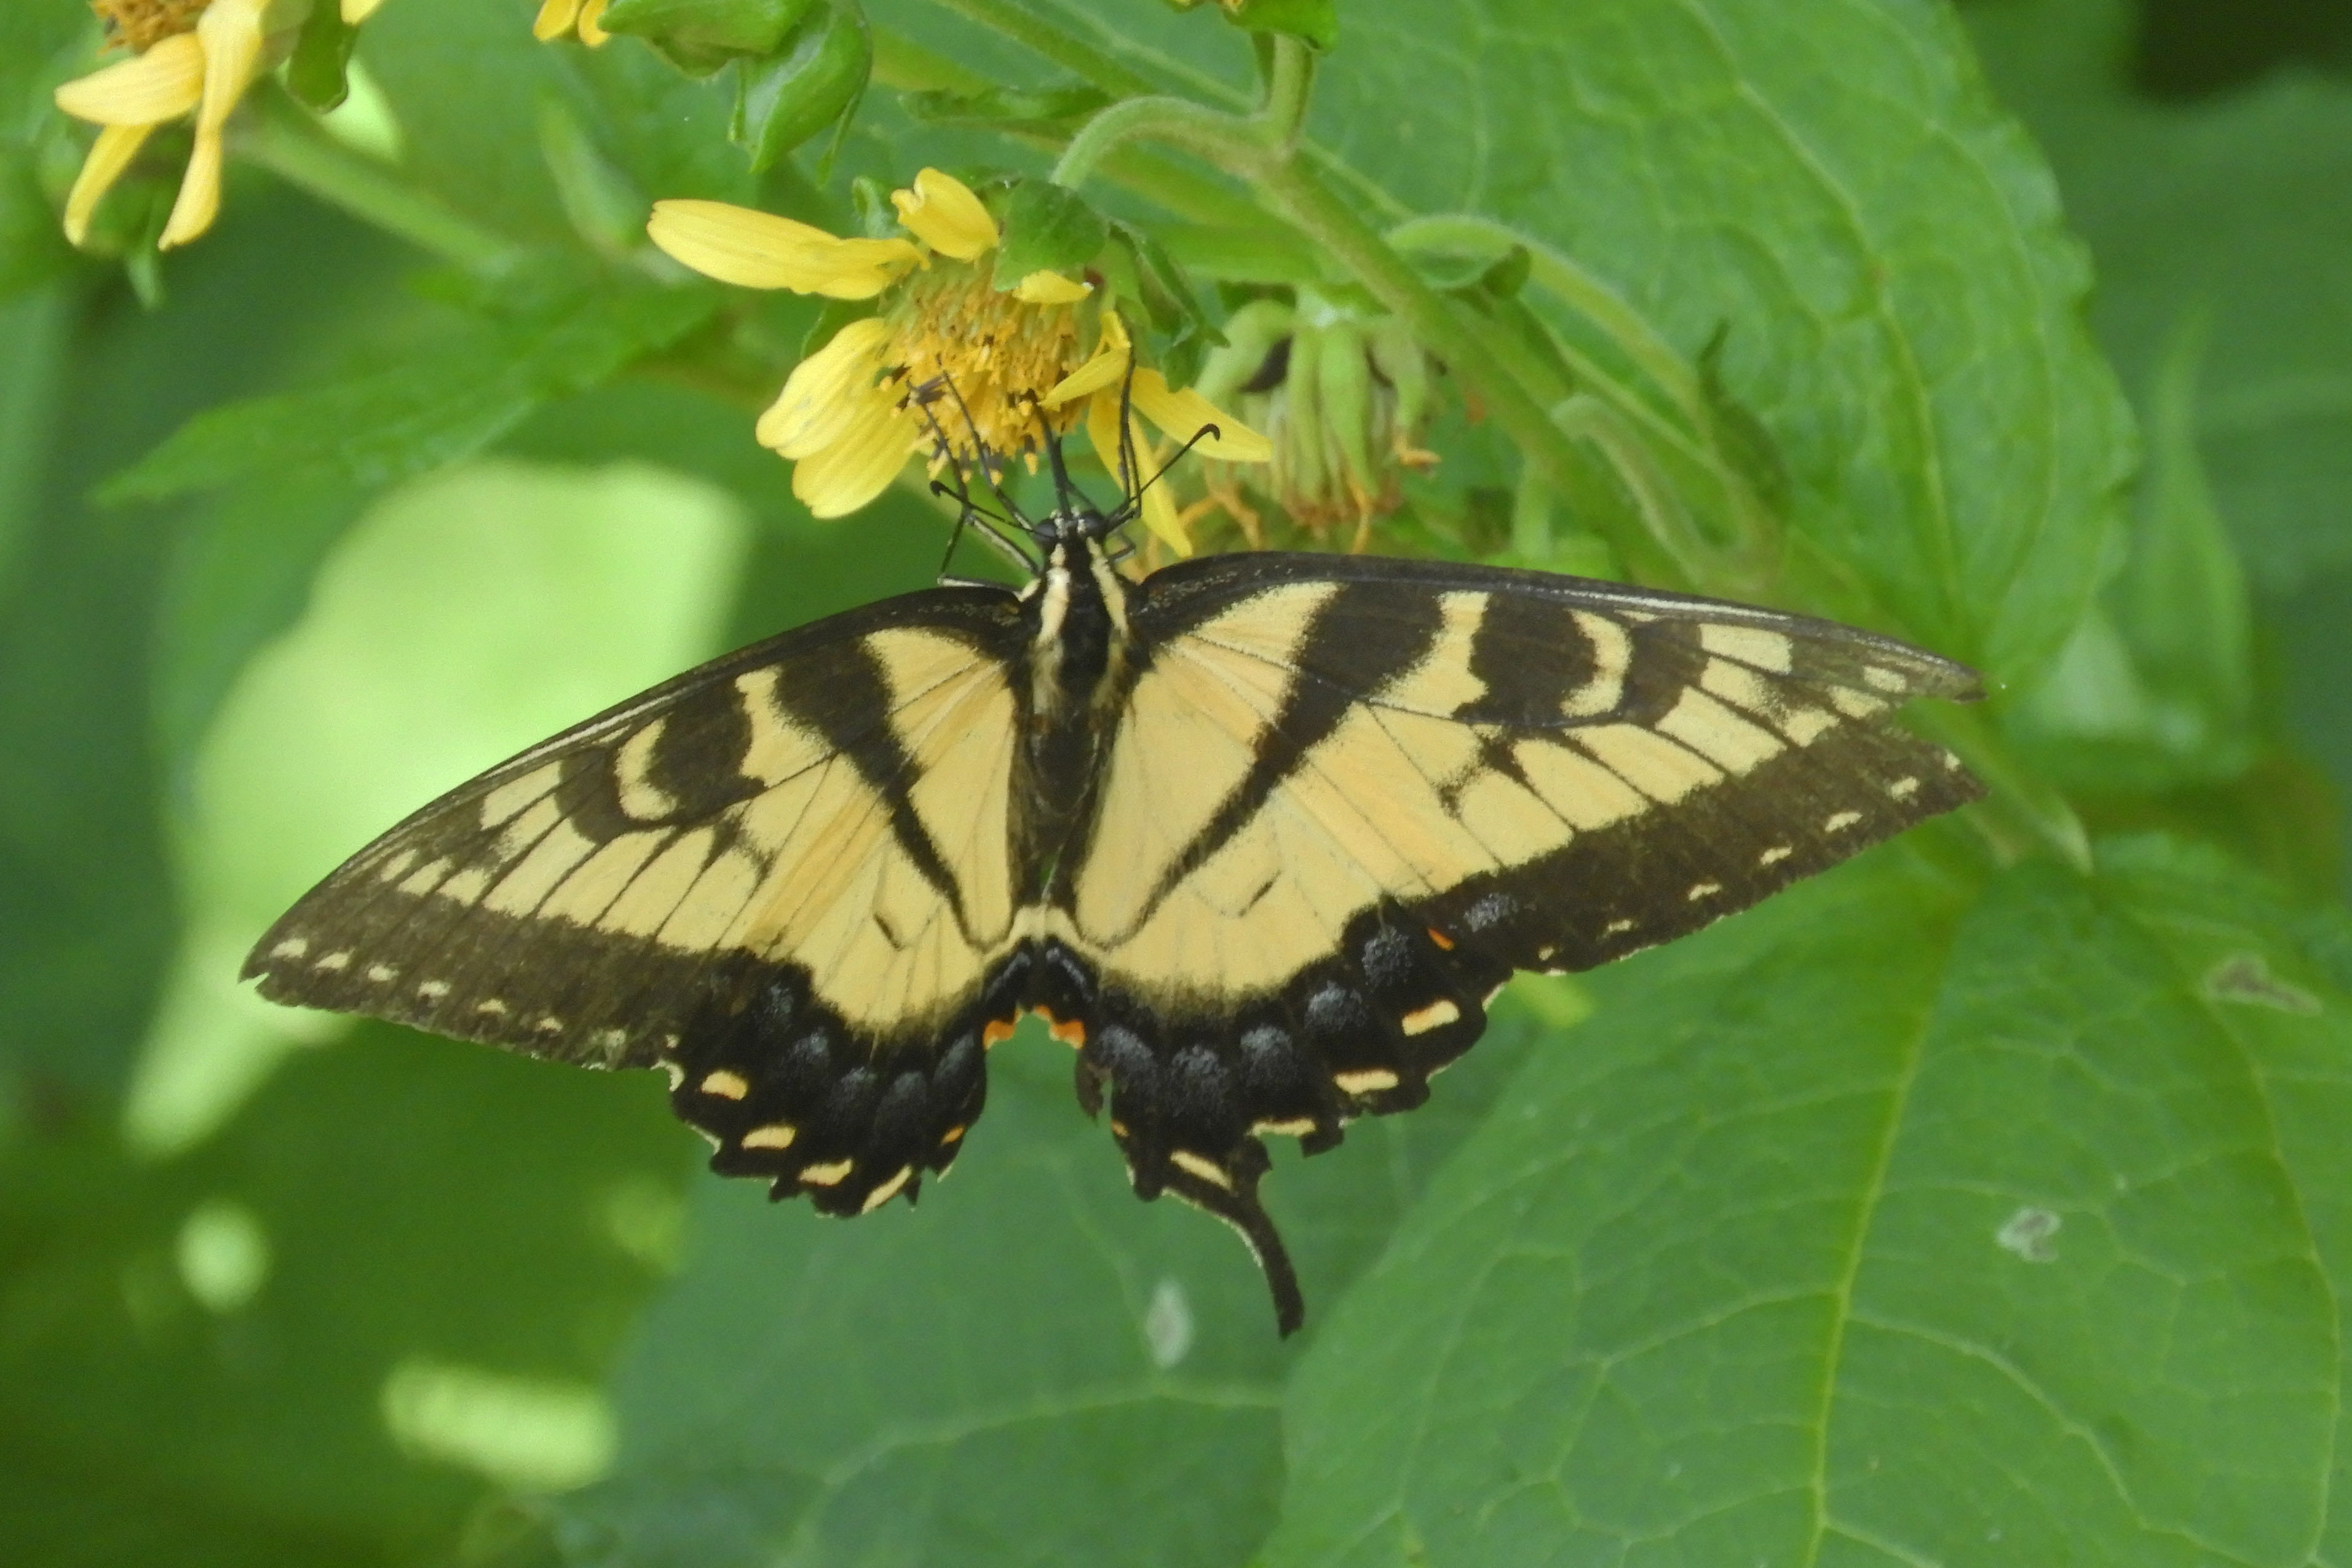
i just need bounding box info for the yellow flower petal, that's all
[1013,270,1091,305]
[648,200,921,299]
[1139,472,1190,555]
[579,0,611,45]
[62,122,154,245]
[793,402,917,517]
[533,0,583,39]
[1083,391,1128,494]
[342,0,391,21]
[1043,311,1130,409]
[162,0,272,250]
[891,168,997,261]
[756,317,893,455]
[1131,370,1271,463]
[1079,395,1187,550]
[53,33,205,126]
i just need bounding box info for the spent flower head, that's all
[648,168,1268,551]
[1189,293,1439,549]
[58,0,387,250]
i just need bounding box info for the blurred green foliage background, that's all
[3,0,2351,1564]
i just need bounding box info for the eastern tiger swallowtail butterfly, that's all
[244,435,1983,1334]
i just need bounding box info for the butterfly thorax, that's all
[1015,528,1136,897]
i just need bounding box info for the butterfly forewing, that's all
[244,588,1030,1215]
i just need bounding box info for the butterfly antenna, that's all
[1115,420,1222,529]
[1040,418,1098,518]
[1115,354,1142,506]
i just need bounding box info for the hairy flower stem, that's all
[1259,31,1314,154]
[239,86,511,268]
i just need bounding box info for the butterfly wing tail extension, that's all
[1160,1142,1306,1337]
[1072,994,1318,1335]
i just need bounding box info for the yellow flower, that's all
[533,0,609,46]
[648,168,1268,550]
[59,0,389,250]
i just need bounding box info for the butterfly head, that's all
[919,368,1219,584]
[1028,430,1136,547]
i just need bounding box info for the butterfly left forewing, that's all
[245,590,1030,1216]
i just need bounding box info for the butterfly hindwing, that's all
[243,588,1030,1214]
[1049,555,1982,1273]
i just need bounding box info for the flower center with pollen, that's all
[888,267,1085,465]
[91,0,212,51]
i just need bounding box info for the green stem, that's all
[921,0,1158,98]
[1260,34,1315,152]
[238,87,511,268]
[1051,95,1248,189]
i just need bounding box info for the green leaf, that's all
[598,0,818,77]
[2110,318,2255,777]
[0,146,77,306]
[1111,218,1223,375]
[538,96,652,255]
[544,994,1559,1564]
[1317,0,2130,679]
[991,177,1109,290]
[0,9,89,303]
[360,0,757,247]
[101,266,710,502]
[0,287,65,606]
[0,1024,690,1558]
[106,264,718,786]
[1697,323,1792,517]
[1969,0,2352,595]
[129,455,751,1157]
[1233,0,1339,52]
[734,0,872,175]
[1262,841,2352,1565]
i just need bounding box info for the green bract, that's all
[732,0,868,173]
[988,177,1107,290]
